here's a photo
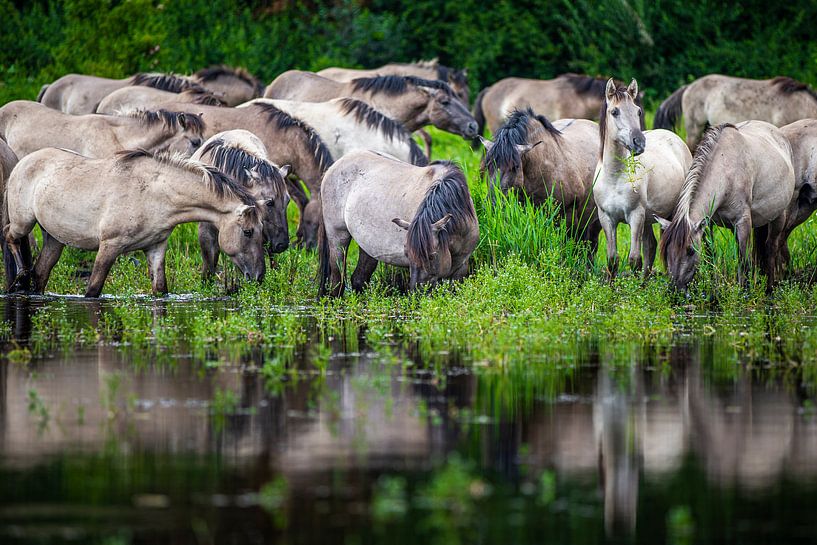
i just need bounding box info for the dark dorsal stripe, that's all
[252,102,334,172]
[772,76,817,102]
[198,138,287,198]
[350,75,457,97]
[131,73,204,94]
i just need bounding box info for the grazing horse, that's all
[473,74,642,136]
[0,101,204,159]
[594,79,692,276]
[3,148,266,296]
[192,130,291,277]
[654,75,817,149]
[318,151,479,297]
[112,101,333,248]
[657,122,795,291]
[479,108,600,245]
[317,58,470,104]
[38,72,203,115]
[192,65,265,106]
[264,71,478,138]
[96,86,226,113]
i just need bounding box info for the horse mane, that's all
[121,109,206,136]
[178,87,226,106]
[252,102,334,172]
[131,72,203,94]
[351,75,456,97]
[337,98,427,166]
[197,137,287,199]
[116,148,258,208]
[659,123,734,264]
[561,73,609,97]
[772,76,817,101]
[482,107,560,178]
[194,65,265,96]
[410,58,440,69]
[406,162,475,270]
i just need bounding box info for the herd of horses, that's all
[0,59,816,297]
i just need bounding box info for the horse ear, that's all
[392,218,411,230]
[605,78,617,101]
[653,215,671,229]
[627,79,639,100]
[516,141,543,155]
[235,204,256,217]
[432,213,453,233]
[478,136,494,152]
[278,164,292,178]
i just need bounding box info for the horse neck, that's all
[363,90,427,132]
[683,173,723,226]
[525,134,577,197]
[158,168,241,225]
[600,127,630,175]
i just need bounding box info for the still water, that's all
[1,296,817,544]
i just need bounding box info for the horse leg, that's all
[734,216,752,287]
[327,230,351,297]
[642,223,658,278]
[627,209,645,273]
[350,249,379,292]
[286,176,310,245]
[32,229,65,294]
[4,234,31,292]
[598,211,619,279]
[198,222,220,278]
[763,214,789,291]
[416,129,433,159]
[145,240,169,295]
[85,243,120,298]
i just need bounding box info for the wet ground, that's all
[2,296,817,544]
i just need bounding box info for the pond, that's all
[2,296,817,544]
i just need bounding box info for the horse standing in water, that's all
[192,130,291,277]
[776,119,817,268]
[594,79,692,277]
[658,122,795,291]
[3,148,266,296]
[318,151,479,297]
[479,108,600,246]
[654,75,817,149]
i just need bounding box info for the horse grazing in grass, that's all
[192,65,265,106]
[3,148,265,296]
[97,86,226,113]
[318,151,479,297]
[317,58,470,104]
[38,72,203,115]
[654,75,817,149]
[657,122,795,291]
[594,79,692,277]
[265,71,478,139]
[479,108,600,246]
[473,74,643,136]
[192,130,291,277]
[0,101,204,159]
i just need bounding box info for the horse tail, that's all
[317,215,330,298]
[36,84,49,103]
[472,87,488,138]
[653,84,687,131]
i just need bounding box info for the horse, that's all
[38,72,203,114]
[2,148,266,297]
[654,75,817,150]
[192,130,291,277]
[594,79,692,277]
[0,138,19,287]
[479,108,600,246]
[0,101,204,159]
[96,86,226,113]
[473,73,642,136]
[264,71,478,139]
[317,58,470,105]
[108,100,333,248]
[318,151,479,297]
[192,65,265,106]
[657,121,796,291]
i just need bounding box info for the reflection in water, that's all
[1,298,817,544]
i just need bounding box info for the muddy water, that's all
[1,297,817,544]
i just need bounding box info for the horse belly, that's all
[32,187,102,250]
[346,214,410,267]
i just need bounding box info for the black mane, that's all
[561,73,609,96]
[350,75,456,97]
[194,65,265,97]
[252,102,334,172]
[482,107,560,178]
[772,76,817,101]
[178,87,226,106]
[131,72,203,94]
[198,138,287,198]
[127,109,206,135]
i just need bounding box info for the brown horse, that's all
[473,74,640,136]
[654,75,817,149]
[192,65,265,106]
[479,108,600,246]
[264,71,478,138]
[317,58,469,104]
[318,151,479,297]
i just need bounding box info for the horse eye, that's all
[440,98,450,105]
[686,247,694,257]
[243,229,253,238]
[265,199,275,207]
[611,108,620,117]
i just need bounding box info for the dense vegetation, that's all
[2,0,816,105]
